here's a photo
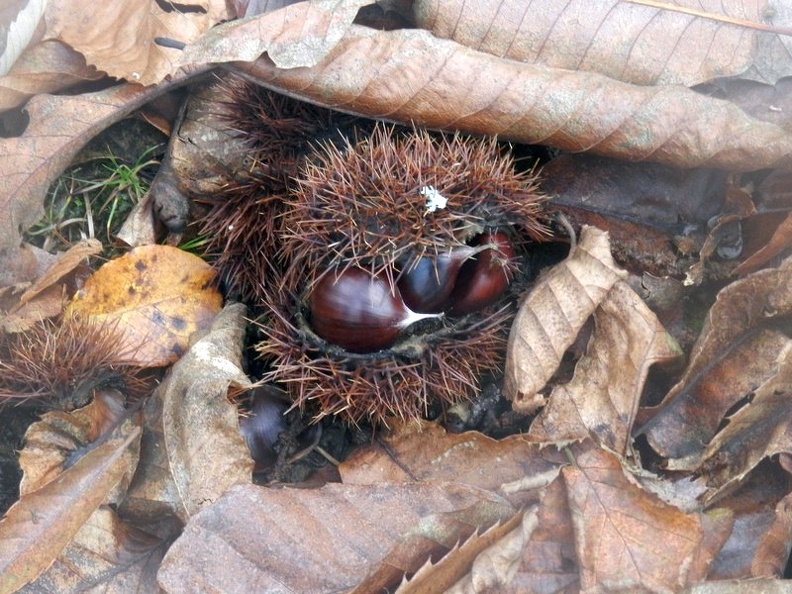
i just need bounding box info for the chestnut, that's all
[397,246,475,313]
[398,241,511,313]
[449,231,515,315]
[308,268,441,353]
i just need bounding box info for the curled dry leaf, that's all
[513,473,579,591]
[642,253,792,461]
[43,0,230,85]
[105,307,251,538]
[503,226,627,414]
[0,426,141,593]
[238,25,792,171]
[157,481,517,593]
[66,245,223,367]
[413,0,791,86]
[157,303,253,520]
[528,281,682,456]
[1,238,101,333]
[18,390,139,500]
[693,354,792,505]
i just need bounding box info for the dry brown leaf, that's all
[117,305,251,529]
[0,40,103,111]
[503,226,627,414]
[43,0,229,85]
[0,82,182,251]
[0,426,140,593]
[238,24,792,170]
[642,253,792,461]
[340,419,564,505]
[0,239,101,333]
[563,445,714,592]
[158,302,253,520]
[0,0,46,77]
[117,389,184,537]
[529,281,682,455]
[65,244,222,367]
[685,580,792,594]
[704,469,790,580]
[399,510,533,594]
[16,505,162,593]
[157,481,517,593]
[18,390,139,499]
[512,474,579,592]
[178,0,370,69]
[692,355,792,504]
[751,492,792,578]
[735,212,792,276]
[414,0,791,86]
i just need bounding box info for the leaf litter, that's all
[2,0,792,591]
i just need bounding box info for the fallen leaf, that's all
[563,445,717,592]
[0,239,100,332]
[512,474,579,592]
[340,419,564,505]
[18,390,139,499]
[503,226,627,413]
[17,505,163,593]
[0,426,140,593]
[117,304,251,531]
[401,510,533,594]
[159,302,254,519]
[693,354,792,504]
[238,25,792,170]
[43,0,229,85]
[0,40,103,111]
[705,467,792,580]
[0,0,46,77]
[529,281,682,456]
[413,0,790,86]
[177,0,371,69]
[642,253,792,461]
[157,481,517,593]
[66,244,223,366]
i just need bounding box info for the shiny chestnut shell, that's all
[449,231,515,315]
[308,268,440,353]
[397,246,478,313]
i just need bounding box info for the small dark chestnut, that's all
[308,268,442,353]
[449,231,515,315]
[397,245,477,313]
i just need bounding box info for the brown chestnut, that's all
[308,268,441,353]
[398,246,473,313]
[449,231,515,315]
[398,242,503,313]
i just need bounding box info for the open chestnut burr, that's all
[253,125,549,424]
[198,79,549,424]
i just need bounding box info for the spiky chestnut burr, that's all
[256,125,549,424]
[193,77,364,302]
[0,320,147,410]
[275,126,547,293]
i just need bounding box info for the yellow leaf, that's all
[66,245,222,366]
